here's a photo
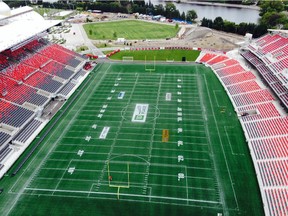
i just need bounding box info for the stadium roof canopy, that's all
[268,29,288,35]
[0,3,61,52]
[0,19,61,52]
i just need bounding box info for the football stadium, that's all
[0,2,287,216]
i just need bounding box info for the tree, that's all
[186,10,197,22]
[259,1,284,16]
[261,12,285,28]
[201,17,213,28]
[180,12,186,21]
[223,20,236,33]
[153,4,165,16]
[237,22,249,35]
[165,2,177,19]
[252,24,268,38]
[175,23,179,29]
[113,31,117,39]
[213,17,224,30]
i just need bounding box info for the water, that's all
[146,0,260,24]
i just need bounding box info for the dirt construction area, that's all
[134,26,244,51]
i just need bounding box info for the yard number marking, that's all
[77,150,84,157]
[178,173,185,181]
[68,167,75,175]
[178,155,184,162]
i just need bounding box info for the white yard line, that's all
[23,188,220,204]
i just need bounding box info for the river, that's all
[146,0,260,24]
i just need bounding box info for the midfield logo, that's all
[132,104,149,123]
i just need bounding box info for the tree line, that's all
[201,17,268,38]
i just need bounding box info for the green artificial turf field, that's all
[83,20,179,40]
[107,49,201,62]
[0,63,263,216]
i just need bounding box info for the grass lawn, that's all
[0,63,263,216]
[107,49,201,62]
[83,20,179,40]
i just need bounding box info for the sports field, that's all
[0,63,263,216]
[107,49,201,62]
[83,20,179,40]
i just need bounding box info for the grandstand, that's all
[0,2,90,178]
[197,32,288,215]
[241,33,288,109]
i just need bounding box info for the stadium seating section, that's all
[198,34,288,216]
[242,34,288,110]
[0,39,88,171]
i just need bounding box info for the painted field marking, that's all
[213,90,221,107]
[165,93,171,101]
[68,167,75,175]
[85,136,91,142]
[77,150,84,157]
[162,129,169,142]
[118,91,125,99]
[131,104,149,123]
[24,187,220,205]
[99,127,110,139]
[177,173,185,181]
[178,155,184,163]
[224,126,245,156]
